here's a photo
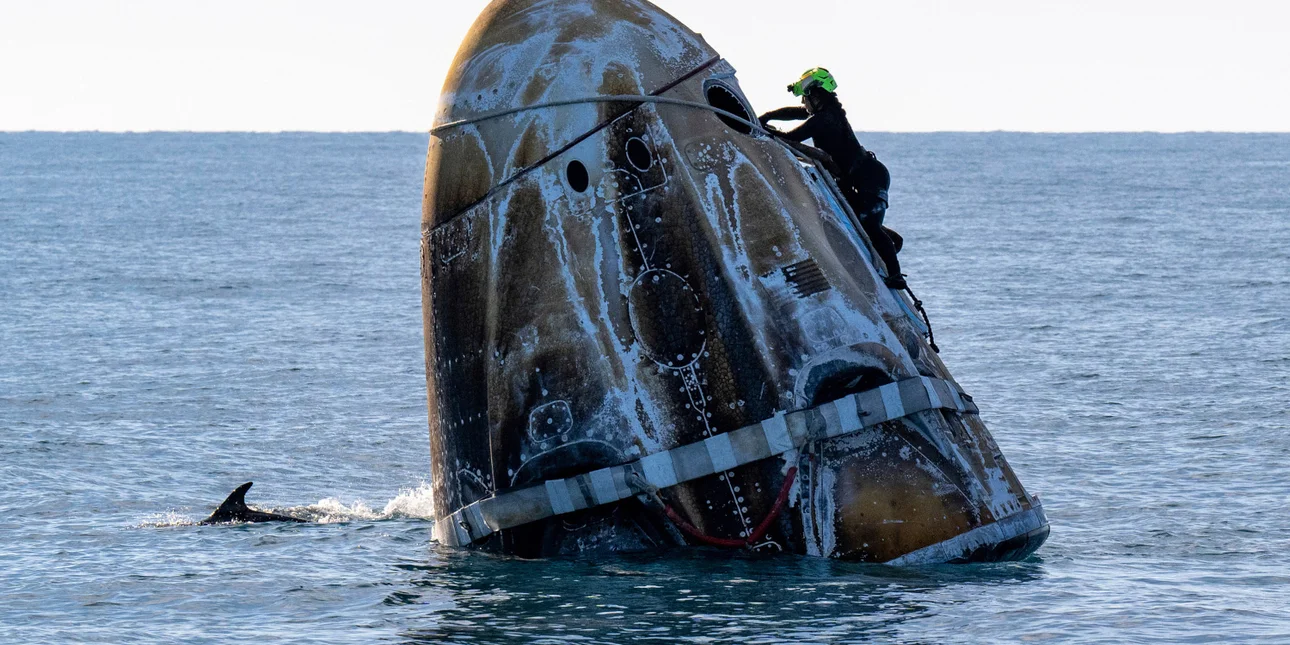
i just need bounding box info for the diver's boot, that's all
[884,274,907,290]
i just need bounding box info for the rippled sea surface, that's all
[2,132,1288,643]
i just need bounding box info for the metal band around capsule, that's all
[432,376,977,547]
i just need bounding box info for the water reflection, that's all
[390,545,1045,644]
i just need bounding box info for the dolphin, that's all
[200,482,306,524]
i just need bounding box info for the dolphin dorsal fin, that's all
[202,481,305,524]
[210,482,254,519]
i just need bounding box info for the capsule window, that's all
[704,83,754,135]
[566,159,589,192]
[626,138,653,172]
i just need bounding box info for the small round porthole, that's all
[626,138,653,172]
[704,82,754,135]
[566,160,589,192]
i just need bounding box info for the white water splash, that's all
[137,511,197,528]
[292,482,437,524]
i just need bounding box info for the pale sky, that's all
[2,0,1287,132]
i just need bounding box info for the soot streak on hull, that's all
[422,0,1048,562]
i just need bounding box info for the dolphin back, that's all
[201,482,306,524]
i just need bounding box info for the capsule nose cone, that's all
[436,0,716,126]
[425,0,719,227]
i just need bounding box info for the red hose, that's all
[662,466,799,548]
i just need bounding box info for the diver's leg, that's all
[883,227,903,254]
[840,188,905,287]
[861,212,904,288]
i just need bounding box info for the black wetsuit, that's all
[760,97,903,286]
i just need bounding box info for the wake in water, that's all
[298,482,437,523]
[138,482,436,527]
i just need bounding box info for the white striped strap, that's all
[434,376,977,546]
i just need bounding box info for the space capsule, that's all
[421,0,1048,562]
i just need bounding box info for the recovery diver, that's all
[759,68,906,289]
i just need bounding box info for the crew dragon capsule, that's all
[421,0,1049,562]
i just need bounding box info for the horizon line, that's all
[4,129,1290,135]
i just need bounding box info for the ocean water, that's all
[1,132,1287,643]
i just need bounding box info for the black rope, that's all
[902,284,940,354]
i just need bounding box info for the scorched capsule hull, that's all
[421,0,1048,562]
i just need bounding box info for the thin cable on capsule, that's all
[430,95,774,138]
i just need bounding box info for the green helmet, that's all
[788,67,837,97]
